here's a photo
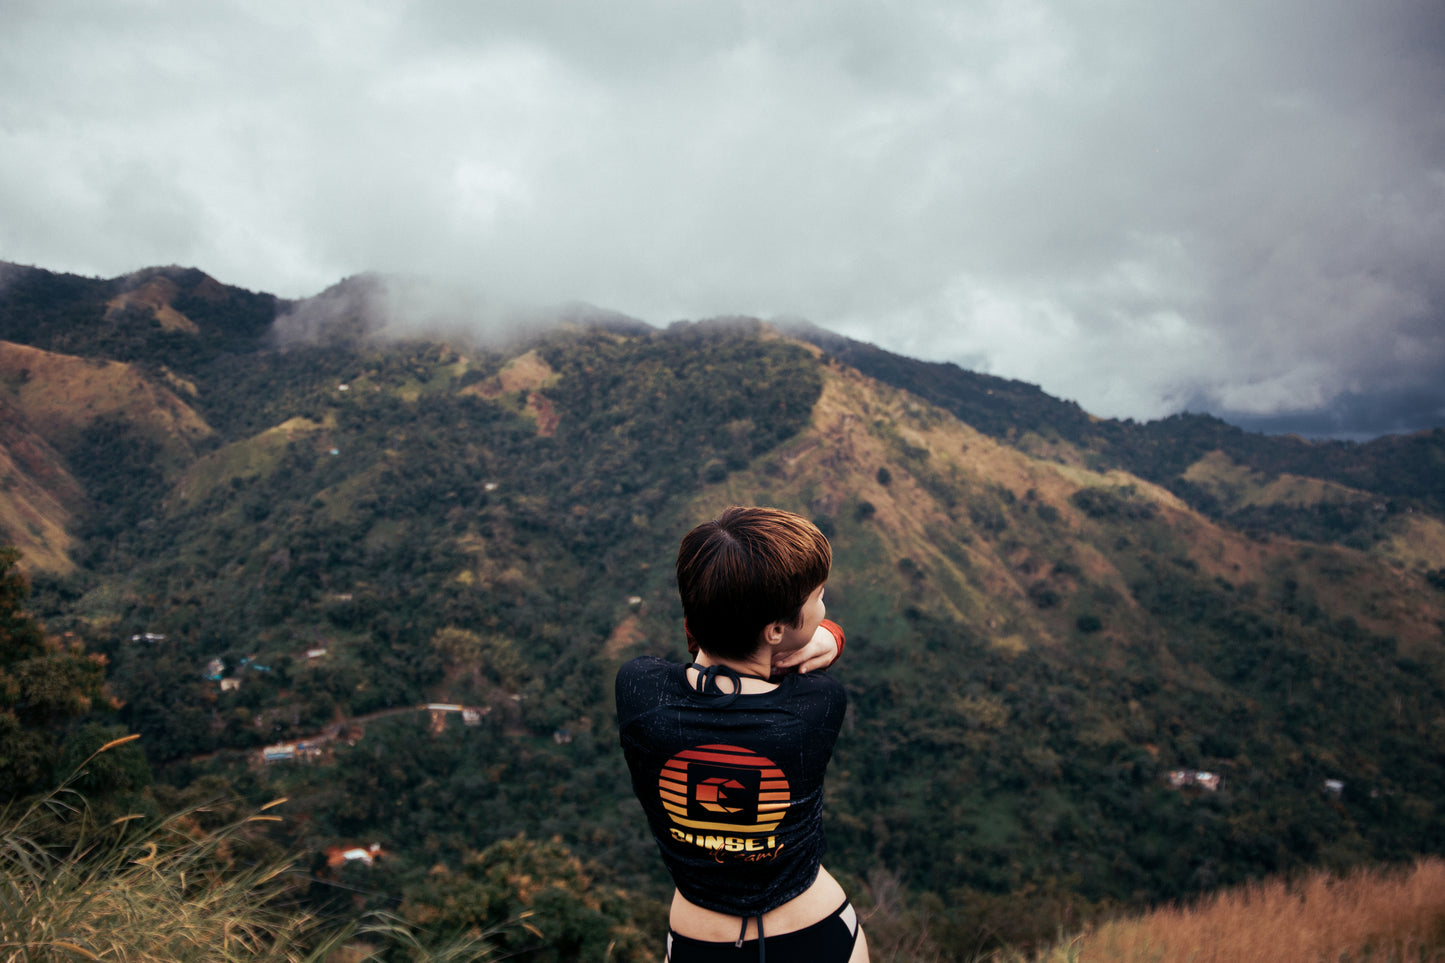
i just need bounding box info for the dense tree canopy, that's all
[0,547,111,801]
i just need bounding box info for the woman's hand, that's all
[773,623,841,675]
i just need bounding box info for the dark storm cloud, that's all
[1224,385,1445,442]
[1,0,1442,437]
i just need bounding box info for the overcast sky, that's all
[3,1,1443,438]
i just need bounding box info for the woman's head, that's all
[676,506,832,661]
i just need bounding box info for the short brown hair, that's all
[676,506,832,661]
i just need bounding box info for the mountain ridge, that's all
[785,319,1445,513]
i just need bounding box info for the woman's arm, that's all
[772,619,845,675]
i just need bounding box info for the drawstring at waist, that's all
[736,913,764,962]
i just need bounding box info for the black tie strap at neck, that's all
[688,662,771,708]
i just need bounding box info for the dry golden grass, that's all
[459,349,558,399]
[0,737,496,963]
[105,277,199,334]
[0,341,212,450]
[0,431,79,575]
[999,860,1445,963]
[0,340,216,573]
[1378,513,1445,576]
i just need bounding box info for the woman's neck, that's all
[692,648,773,681]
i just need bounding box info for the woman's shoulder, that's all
[617,654,677,680]
[615,655,685,717]
[784,667,845,693]
[779,669,848,723]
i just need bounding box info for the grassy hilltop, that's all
[2,261,1444,959]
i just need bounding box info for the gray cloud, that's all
[2,0,1442,437]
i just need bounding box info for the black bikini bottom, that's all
[666,899,859,963]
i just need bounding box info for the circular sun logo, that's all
[657,744,791,833]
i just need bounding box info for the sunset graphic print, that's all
[658,743,792,834]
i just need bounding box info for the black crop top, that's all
[615,655,848,916]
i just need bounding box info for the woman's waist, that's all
[669,865,847,942]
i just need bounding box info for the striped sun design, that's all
[658,743,792,833]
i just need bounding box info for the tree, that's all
[401,834,657,963]
[0,546,111,801]
[431,627,526,690]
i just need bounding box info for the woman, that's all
[616,507,868,962]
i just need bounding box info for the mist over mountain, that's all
[2,261,1444,958]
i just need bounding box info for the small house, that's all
[325,842,384,868]
[1168,769,1221,792]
